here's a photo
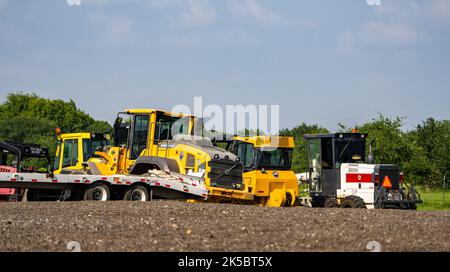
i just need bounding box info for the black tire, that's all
[83,183,110,201]
[407,203,417,210]
[123,185,149,201]
[340,196,367,209]
[324,197,340,208]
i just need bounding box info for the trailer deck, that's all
[0,170,208,200]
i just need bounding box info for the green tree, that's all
[409,118,450,188]
[357,115,414,167]
[0,92,113,162]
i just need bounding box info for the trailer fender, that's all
[129,157,180,175]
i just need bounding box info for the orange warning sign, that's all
[382,176,392,189]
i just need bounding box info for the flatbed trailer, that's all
[0,170,208,201]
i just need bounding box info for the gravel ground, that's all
[0,201,449,252]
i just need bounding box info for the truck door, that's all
[129,114,150,160]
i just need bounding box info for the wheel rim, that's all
[131,189,147,201]
[91,187,107,201]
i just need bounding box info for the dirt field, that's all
[0,200,449,252]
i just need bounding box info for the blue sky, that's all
[0,0,449,131]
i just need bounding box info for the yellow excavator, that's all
[56,109,298,206]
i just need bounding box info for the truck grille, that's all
[207,158,243,190]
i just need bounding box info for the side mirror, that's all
[114,117,123,128]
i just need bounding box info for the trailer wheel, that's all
[341,196,366,209]
[83,183,110,201]
[123,185,149,201]
[324,197,339,208]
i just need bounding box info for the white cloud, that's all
[337,30,356,54]
[361,22,417,46]
[177,0,217,27]
[88,12,135,47]
[227,0,284,25]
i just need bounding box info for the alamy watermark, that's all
[366,0,382,7]
[366,241,382,252]
[67,241,82,252]
[170,97,280,144]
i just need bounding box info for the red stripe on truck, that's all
[346,173,372,183]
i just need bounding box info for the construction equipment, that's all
[0,141,51,201]
[0,131,208,202]
[53,130,110,174]
[303,132,421,209]
[78,109,254,202]
[69,109,300,206]
[216,136,298,207]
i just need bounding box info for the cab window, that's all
[236,142,255,170]
[130,115,149,160]
[62,139,79,167]
[154,113,190,143]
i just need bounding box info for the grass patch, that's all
[416,187,450,211]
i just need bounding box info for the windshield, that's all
[154,113,191,143]
[256,148,293,170]
[83,136,111,161]
[335,138,366,164]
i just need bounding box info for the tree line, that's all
[0,93,112,157]
[0,92,448,188]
